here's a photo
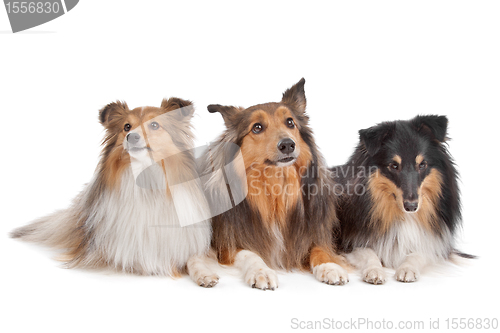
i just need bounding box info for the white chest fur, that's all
[371,214,453,269]
[88,166,211,275]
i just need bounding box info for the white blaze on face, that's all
[126,125,155,181]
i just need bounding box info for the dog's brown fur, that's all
[368,168,444,233]
[10,98,216,283]
[241,106,313,229]
[99,98,193,190]
[204,79,346,277]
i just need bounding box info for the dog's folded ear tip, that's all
[207,104,221,113]
[99,101,128,126]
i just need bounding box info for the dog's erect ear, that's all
[411,115,448,142]
[99,101,129,127]
[161,97,195,118]
[281,78,306,113]
[359,122,395,156]
[207,104,243,127]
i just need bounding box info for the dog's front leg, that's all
[346,247,386,285]
[395,253,427,283]
[234,250,278,290]
[310,246,349,285]
[187,252,219,288]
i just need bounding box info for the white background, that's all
[1,1,499,332]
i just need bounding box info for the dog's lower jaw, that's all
[276,159,296,167]
[264,157,297,167]
[234,250,278,290]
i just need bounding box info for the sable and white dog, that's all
[202,79,348,290]
[11,98,219,287]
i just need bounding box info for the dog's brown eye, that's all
[124,124,132,132]
[286,118,295,128]
[389,163,399,171]
[252,123,263,134]
[149,122,160,130]
[419,161,427,170]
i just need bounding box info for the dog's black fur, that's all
[332,115,473,274]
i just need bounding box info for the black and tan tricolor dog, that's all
[332,115,473,284]
[202,78,349,290]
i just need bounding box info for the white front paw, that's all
[245,267,278,290]
[395,266,419,283]
[362,267,387,285]
[313,263,349,285]
[196,273,220,288]
[187,258,220,288]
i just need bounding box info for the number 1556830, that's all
[5,1,60,14]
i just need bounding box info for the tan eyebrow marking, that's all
[276,106,292,118]
[248,110,268,128]
[393,155,402,164]
[416,154,424,165]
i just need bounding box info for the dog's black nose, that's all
[277,138,295,154]
[403,200,419,212]
[127,133,140,144]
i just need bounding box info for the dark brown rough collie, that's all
[202,78,348,290]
